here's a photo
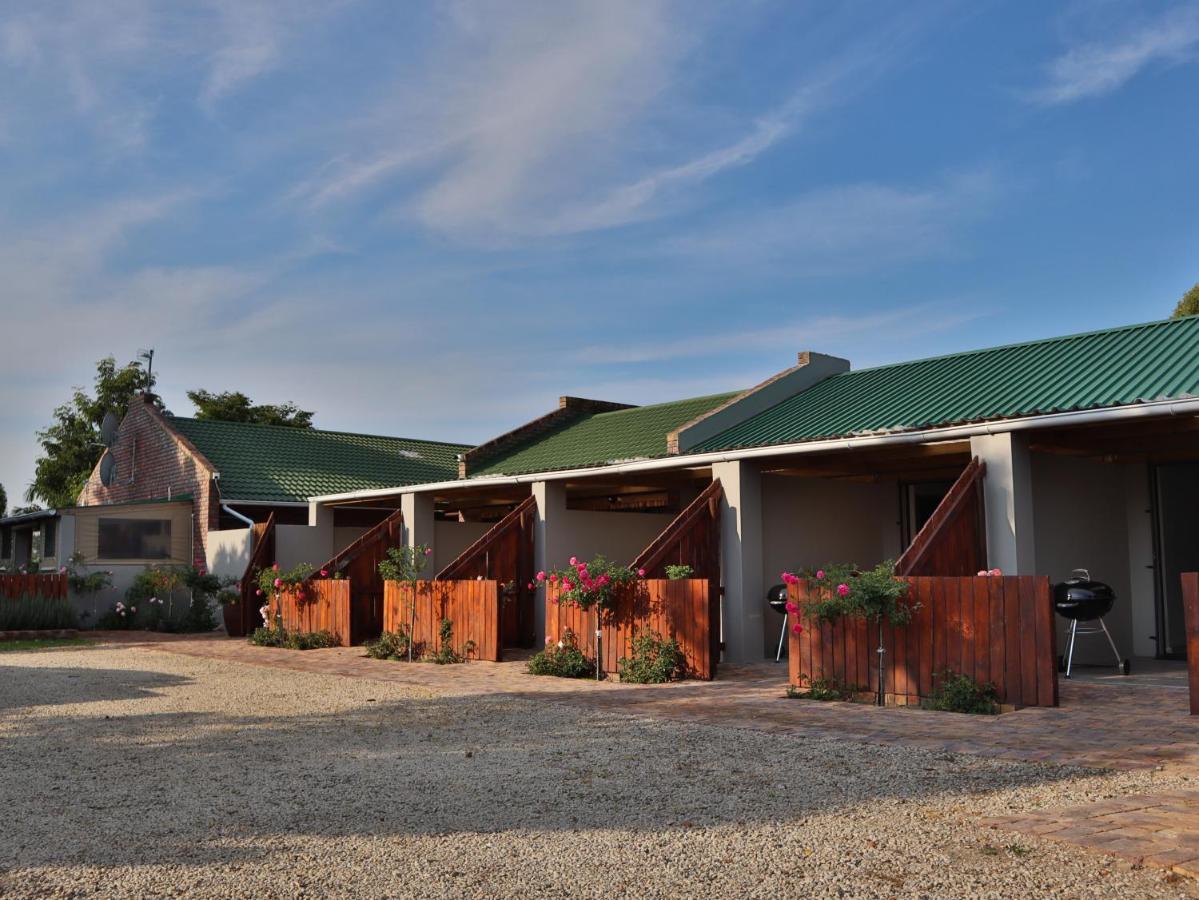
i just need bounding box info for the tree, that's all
[27,357,157,508]
[0,482,6,518]
[186,390,314,428]
[1173,283,1199,318]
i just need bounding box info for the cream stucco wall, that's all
[760,474,901,657]
[433,520,492,572]
[206,527,253,579]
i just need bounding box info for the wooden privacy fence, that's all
[545,579,715,679]
[382,580,501,661]
[316,508,403,644]
[1183,572,1199,716]
[895,458,987,577]
[230,515,276,637]
[436,496,536,648]
[788,575,1057,708]
[1,572,68,600]
[268,579,352,646]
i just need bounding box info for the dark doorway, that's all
[899,479,955,549]
[1152,462,1199,659]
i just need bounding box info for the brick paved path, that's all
[96,631,1199,878]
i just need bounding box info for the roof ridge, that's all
[588,390,742,418]
[839,315,1196,378]
[166,414,471,448]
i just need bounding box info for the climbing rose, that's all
[536,571,546,582]
[977,570,988,576]
[549,573,558,583]
[815,569,825,580]
[989,568,1002,576]
[836,583,850,597]
[784,601,799,614]
[528,582,534,590]
[274,578,283,588]
[272,563,279,571]
[637,568,646,578]
[256,589,263,596]
[425,548,433,556]
[792,623,803,635]
[569,556,578,566]
[320,569,329,577]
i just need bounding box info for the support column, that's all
[532,481,567,641]
[712,460,764,663]
[970,432,1036,575]
[400,492,436,562]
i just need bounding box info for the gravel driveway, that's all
[1,643,1195,898]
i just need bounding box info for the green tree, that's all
[0,482,6,518]
[186,390,314,428]
[1173,283,1199,318]
[27,357,157,508]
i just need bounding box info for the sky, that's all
[1,0,1198,504]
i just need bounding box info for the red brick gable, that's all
[77,396,218,566]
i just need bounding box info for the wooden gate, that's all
[269,579,352,646]
[316,508,403,644]
[436,496,536,648]
[382,580,501,661]
[1183,572,1199,715]
[896,458,988,576]
[788,575,1057,707]
[630,479,722,671]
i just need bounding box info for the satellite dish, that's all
[100,412,120,447]
[99,452,117,487]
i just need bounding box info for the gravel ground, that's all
[1,643,1196,899]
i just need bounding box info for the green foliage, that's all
[0,595,79,631]
[65,553,112,595]
[527,629,595,678]
[1173,283,1199,318]
[28,356,157,508]
[923,670,1000,715]
[786,677,863,702]
[0,638,91,651]
[255,562,317,598]
[365,629,416,661]
[664,564,694,580]
[546,554,639,611]
[186,389,314,428]
[425,618,471,664]
[249,627,337,650]
[0,482,6,518]
[617,628,685,683]
[792,561,915,626]
[377,545,432,583]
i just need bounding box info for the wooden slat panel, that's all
[268,579,352,646]
[1183,573,1199,716]
[381,580,502,661]
[1034,577,1057,707]
[896,458,988,577]
[0,572,69,600]
[1019,576,1039,705]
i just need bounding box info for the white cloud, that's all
[1032,5,1199,105]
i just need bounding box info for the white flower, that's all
[557,641,564,649]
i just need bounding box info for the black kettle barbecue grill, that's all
[1053,569,1130,678]
[767,584,790,662]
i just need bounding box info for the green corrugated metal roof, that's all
[697,316,1199,451]
[471,392,741,477]
[168,417,470,502]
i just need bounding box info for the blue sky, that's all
[2,0,1199,503]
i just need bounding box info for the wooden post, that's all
[1183,573,1199,716]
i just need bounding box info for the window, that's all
[42,520,57,558]
[98,518,171,560]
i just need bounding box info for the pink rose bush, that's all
[777,561,915,629]
[543,554,642,611]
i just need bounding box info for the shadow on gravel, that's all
[0,666,192,711]
[0,679,1091,871]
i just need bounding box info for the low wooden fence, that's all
[268,579,352,646]
[545,579,715,680]
[382,580,501,662]
[788,575,1057,708]
[1183,572,1199,716]
[1,573,69,600]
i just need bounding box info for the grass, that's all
[0,638,93,652]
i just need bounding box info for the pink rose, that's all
[545,636,553,646]
[536,571,546,582]
[977,570,989,576]
[990,568,1002,576]
[320,569,329,577]
[527,582,534,590]
[425,548,433,556]
[637,568,646,578]
[256,589,263,596]
[836,583,850,597]
[792,623,803,635]
[272,563,279,571]
[569,556,578,566]
[549,573,558,583]
[198,568,206,576]
[274,578,283,588]
[815,569,825,580]
[784,601,799,614]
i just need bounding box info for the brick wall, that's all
[77,397,217,567]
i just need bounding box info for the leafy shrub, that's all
[543,555,640,611]
[249,627,337,650]
[0,594,79,631]
[178,594,217,633]
[527,629,594,678]
[786,561,915,626]
[255,562,318,599]
[923,670,1000,715]
[424,618,473,665]
[664,564,693,580]
[618,628,685,683]
[786,677,862,702]
[365,629,416,661]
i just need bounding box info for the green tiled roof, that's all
[471,392,741,477]
[168,417,470,502]
[698,316,1199,451]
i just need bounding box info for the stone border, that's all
[0,629,82,641]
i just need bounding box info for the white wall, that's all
[547,509,674,568]
[1124,467,1158,658]
[760,474,900,656]
[1031,454,1140,665]
[206,527,252,579]
[433,521,491,573]
[275,524,334,571]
